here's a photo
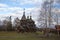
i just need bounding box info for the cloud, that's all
[23,0,42,4]
[10,0,43,8]
[0,7,40,27]
[0,3,40,24]
[52,8,60,14]
[20,0,42,5]
[0,3,8,8]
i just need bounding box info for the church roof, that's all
[21,9,34,23]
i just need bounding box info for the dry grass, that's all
[0,31,60,40]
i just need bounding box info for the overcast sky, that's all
[0,0,60,28]
[0,0,43,17]
[0,0,43,24]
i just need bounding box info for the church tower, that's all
[21,9,26,20]
[30,12,32,20]
[20,8,27,32]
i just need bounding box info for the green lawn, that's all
[0,31,60,40]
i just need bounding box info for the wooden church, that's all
[16,9,37,33]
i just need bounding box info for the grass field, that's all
[0,31,60,40]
